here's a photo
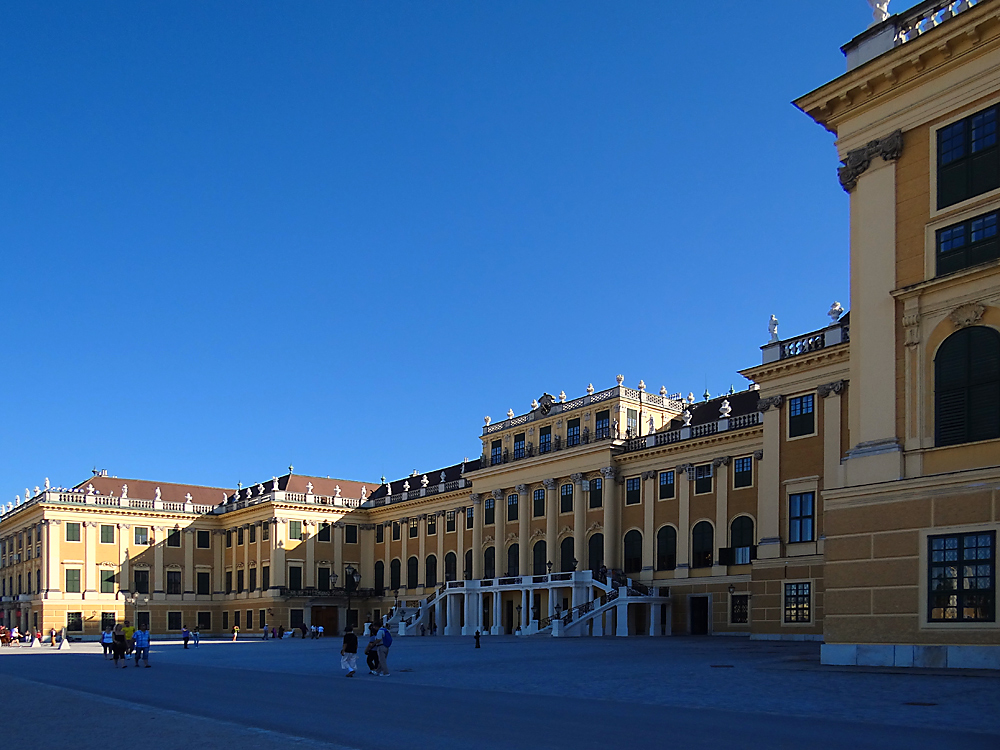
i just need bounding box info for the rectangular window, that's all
[226,571,233,594]
[427,516,437,536]
[100,568,116,594]
[567,418,580,446]
[625,478,641,505]
[262,523,269,541]
[259,609,266,629]
[491,439,503,466]
[446,511,456,533]
[237,570,244,593]
[101,612,116,630]
[533,488,546,517]
[318,567,331,591]
[234,610,241,629]
[466,507,474,530]
[590,477,603,508]
[318,523,331,542]
[928,532,995,622]
[938,104,999,209]
[733,457,753,489]
[626,408,638,438]
[168,611,182,631]
[290,609,304,629]
[560,484,573,513]
[223,611,229,631]
[288,521,302,541]
[788,394,815,438]
[136,611,149,631]
[484,498,495,525]
[133,527,149,545]
[513,433,526,460]
[249,568,257,591]
[784,582,811,623]
[246,609,253,630]
[539,426,552,454]
[345,524,358,544]
[65,523,81,542]
[134,569,149,594]
[197,530,211,549]
[595,410,610,439]
[249,525,256,544]
[65,569,81,593]
[376,524,385,543]
[288,566,302,590]
[237,528,244,546]
[67,612,83,632]
[166,570,182,595]
[409,518,418,538]
[198,611,212,631]
[731,594,749,625]
[197,571,211,595]
[788,493,815,543]
[262,566,270,591]
[392,522,401,541]
[659,471,675,499]
[100,525,115,544]
[507,494,518,522]
[936,210,999,276]
[167,529,181,548]
[226,530,233,548]
[694,464,713,495]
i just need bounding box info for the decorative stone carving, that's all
[507,409,515,419]
[586,521,603,533]
[768,314,780,343]
[641,470,657,480]
[867,0,890,24]
[838,129,903,192]
[570,473,584,484]
[758,395,784,411]
[542,478,557,491]
[306,482,313,494]
[484,416,491,426]
[818,380,846,398]
[599,467,617,481]
[256,483,264,495]
[559,391,566,402]
[648,415,655,435]
[950,303,985,328]
[420,475,428,489]
[439,471,447,483]
[616,374,624,386]
[753,450,764,461]
[828,301,844,322]
[712,456,731,468]
[491,489,503,500]
[638,380,646,392]
[470,493,481,504]
[403,481,410,492]
[531,399,538,410]
[902,312,921,348]
[515,484,527,493]
[681,409,692,427]
[121,484,128,500]
[586,383,594,395]
[719,399,732,418]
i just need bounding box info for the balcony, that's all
[621,411,762,453]
[760,317,849,365]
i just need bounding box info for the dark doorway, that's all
[690,596,709,635]
[312,606,339,634]
[588,533,604,573]
[504,599,513,634]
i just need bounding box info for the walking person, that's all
[232,624,240,642]
[261,621,268,640]
[341,626,358,677]
[133,623,151,668]
[277,625,284,640]
[181,625,190,649]
[100,627,114,659]
[111,623,128,668]
[375,622,392,676]
[364,631,380,675]
[317,624,324,638]
[49,627,57,647]
[123,620,135,659]
[192,626,200,648]
[474,629,481,648]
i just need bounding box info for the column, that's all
[400,517,408,587]
[471,495,483,580]
[305,523,316,587]
[153,527,165,597]
[713,458,729,576]
[119,523,129,595]
[272,521,286,587]
[521,587,529,629]
[516,484,529,576]
[641,471,655,576]
[571,474,585,574]
[334,520,345,571]
[757,401,782,559]
[821,382,845,489]
[492,489,504,579]
[213,530,225,594]
[46,521,61,594]
[615,602,629,637]
[361,524,374,590]
[184,530,194,597]
[675,466,691,578]
[418,515,427,588]
[601,467,618,570]
[84,522,97,593]
[383,521,390,583]
[435,513,444,584]
[243,524,251,592]
[543,479,557,571]
[456,507,465,580]
[492,590,501,634]
[255,524,263,591]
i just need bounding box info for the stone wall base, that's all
[750,633,824,642]
[821,643,1000,670]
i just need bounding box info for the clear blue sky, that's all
[0,2,922,494]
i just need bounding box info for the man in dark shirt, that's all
[341,626,358,677]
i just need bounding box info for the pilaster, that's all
[571,474,585,574]
[758,399,782,559]
[601,467,619,570]
[543,479,557,571]
[675,465,691,578]
[516,484,529,576]
[641,471,656,575]
[471,494,483,579]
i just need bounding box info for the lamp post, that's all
[345,564,361,632]
[546,561,553,575]
[123,591,147,629]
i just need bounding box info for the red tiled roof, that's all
[72,476,232,506]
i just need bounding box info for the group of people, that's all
[99,620,152,668]
[0,626,61,646]
[341,622,392,677]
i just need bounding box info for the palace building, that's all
[1,0,998,668]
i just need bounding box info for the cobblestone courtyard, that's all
[1,635,997,748]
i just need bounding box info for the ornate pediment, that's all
[950,303,985,329]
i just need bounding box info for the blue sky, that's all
[0,2,920,494]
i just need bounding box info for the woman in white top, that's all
[100,627,114,659]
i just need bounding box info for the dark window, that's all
[65,569,81,593]
[249,525,256,544]
[694,464,713,495]
[784,582,811,623]
[446,511,456,533]
[409,519,418,538]
[692,522,714,568]
[390,559,401,590]
[226,530,232,548]
[101,612,116,630]
[539,426,552,454]
[65,523,81,542]
[167,529,181,548]
[262,523,269,541]
[318,523,331,542]
[236,570,244,593]
[100,525,115,544]
[731,517,755,565]
[288,566,302,590]
[466,507,474,530]
[136,611,149,631]
[533,489,546,517]
[560,484,573,513]
[168,611,182,631]
[248,568,256,591]
[560,537,575,572]
[485,498,495,526]
[595,410,610,439]
[656,526,676,571]
[928,532,995,622]
[788,394,815,438]
[197,571,211,595]
[626,408,638,438]
[318,567,331,591]
[483,548,495,579]
[733,457,753,489]
[290,609,304,629]
[789,493,815,543]
[237,528,244,546]
[376,524,385,544]
[133,570,149,594]
[375,561,385,592]
[589,478,603,508]
[491,440,503,466]
[623,530,642,574]
[246,610,253,630]
[392,522,400,541]
[197,611,211,630]
[262,566,269,590]
[937,210,1000,275]
[425,555,437,587]
[659,471,674,499]
[464,550,472,580]
[937,104,999,209]
[66,612,83,632]
[567,418,580,447]
[166,570,182,595]
[935,327,1000,447]
[233,610,240,629]
[513,433,526,460]
[346,524,358,544]
[427,515,437,535]
[225,571,233,593]
[288,521,302,541]
[625,478,641,505]
[445,552,457,582]
[100,568,116,594]
[405,555,419,587]
[197,530,211,549]
[223,611,229,630]
[532,541,547,575]
[506,544,519,576]
[507,494,518,522]
[731,594,749,625]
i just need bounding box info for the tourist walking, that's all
[261,621,268,640]
[192,626,200,647]
[341,626,358,677]
[317,624,324,638]
[181,625,190,649]
[271,626,277,639]
[49,627,57,647]
[123,620,135,659]
[364,631,380,674]
[111,623,127,668]
[232,624,240,642]
[100,627,114,658]
[375,622,392,676]
[310,624,317,639]
[133,623,151,668]
[277,625,284,640]
[474,630,481,648]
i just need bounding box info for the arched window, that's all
[560,537,575,572]
[425,555,437,588]
[445,552,457,582]
[406,556,418,589]
[374,560,385,592]
[731,517,755,565]
[588,533,604,573]
[692,522,714,568]
[484,546,496,579]
[532,540,547,575]
[507,544,519,577]
[935,326,1000,446]
[623,530,642,574]
[464,549,472,580]
[656,526,676,571]
[389,559,401,591]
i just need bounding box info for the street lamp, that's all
[546,561,553,574]
[571,557,578,571]
[344,564,361,632]
[123,591,147,629]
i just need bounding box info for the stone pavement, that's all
[1,635,997,749]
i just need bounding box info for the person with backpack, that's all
[375,622,392,676]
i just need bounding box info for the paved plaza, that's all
[1,635,997,749]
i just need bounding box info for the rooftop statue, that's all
[829,301,844,322]
[868,0,890,24]
[154,487,161,501]
[768,314,780,343]
[121,484,128,500]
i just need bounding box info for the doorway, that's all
[311,606,339,634]
[504,600,513,634]
[690,596,709,635]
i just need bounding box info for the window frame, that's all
[345,524,358,544]
[100,524,115,544]
[788,492,816,544]
[484,498,495,526]
[446,511,456,533]
[197,530,211,549]
[935,101,1000,211]
[65,568,81,593]
[733,456,753,489]
[625,477,641,505]
[167,529,181,548]
[560,484,573,514]
[533,488,545,518]
[694,464,713,495]
[65,522,81,543]
[658,471,674,500]
[926,530,995,624]
[134,527,149,546]
[100,568,116,594]
[507,494,518,522]
[166,569,182,595]
[783,581,812,624]
[589,478,603,508]
[935,209,1000,276]
[787,394,817,439]
[288,521,303,541]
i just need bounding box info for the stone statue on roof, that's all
[121,484,128,500]
[334,485,342,498]
[420,475,428,488]
[648,415,655,435]
[768,314,780,343]
[867,0,890,24]
[440,471,446,483]
[154,487,161,501]
[306,482,314,494]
